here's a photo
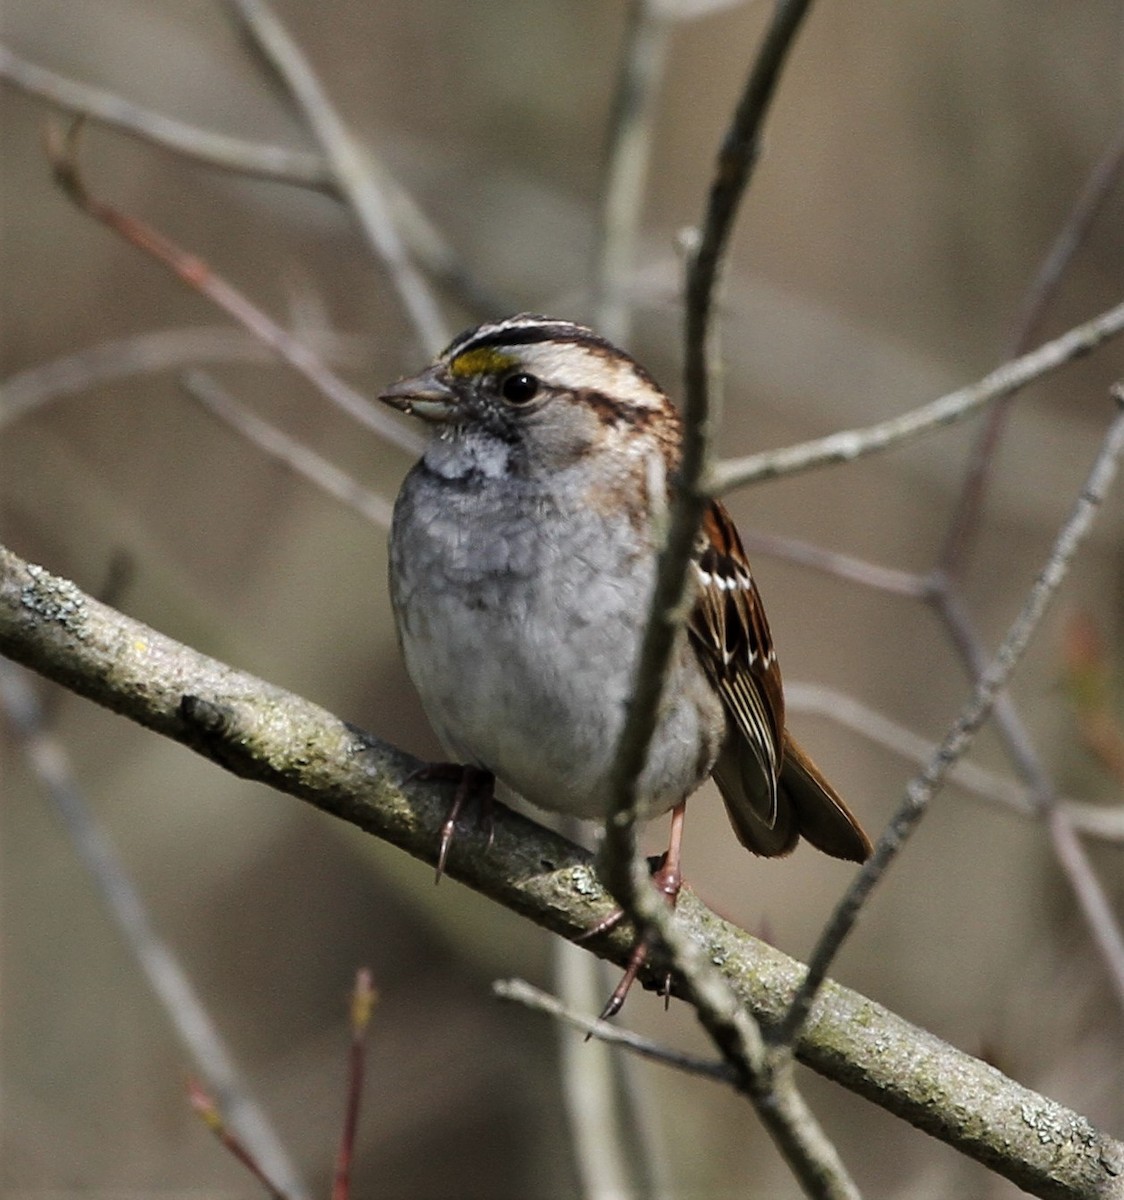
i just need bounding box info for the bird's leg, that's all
[406,763,495,882]
[597,801,687,1020]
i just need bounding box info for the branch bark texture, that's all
[1,543,1121,1200]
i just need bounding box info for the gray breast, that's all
[389,455,725,820]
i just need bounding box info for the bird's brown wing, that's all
[689,500,871,862]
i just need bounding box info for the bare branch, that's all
[741,529,928,597]
[551,941,653,1199]
[599,4,863,1196]
[188,1077,293,1200]
[0,44,503,319]
[787,681,1124,842]
[784,682,1037,814]
[931,581,1124,1004]
[1047,807,1124,1008]
[332,968,377,1200]
[0,326,369,431]
[494,978,736,1083]
[779,395,1124,1045]
[225,0,449,353]
[710,298,1124,492]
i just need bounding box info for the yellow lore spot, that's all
[448,347,517,378]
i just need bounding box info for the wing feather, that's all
[689,502,784,827]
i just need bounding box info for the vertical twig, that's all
[331,969,377,1200]
[553,939,654,1200]
[601,3,863,1196]
[592,0,674,344]
[577,4,680,1192]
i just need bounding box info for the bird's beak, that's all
[379,367,458,423]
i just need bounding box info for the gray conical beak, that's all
[379,366,458,423]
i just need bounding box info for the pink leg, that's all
[598,802,687,1020]
[408,763,495,882]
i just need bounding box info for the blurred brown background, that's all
[2,2,1123,1197]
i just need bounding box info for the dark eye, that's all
[500,372,540,405]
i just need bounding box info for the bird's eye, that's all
[500,372,540,405]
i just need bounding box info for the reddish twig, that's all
[43,119,422,456]
[332,968,378,1200]
[188,1077,292,1200]
[938,122,1124,577]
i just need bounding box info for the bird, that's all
[380,313,871,1015]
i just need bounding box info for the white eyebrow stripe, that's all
[517,343,664,408]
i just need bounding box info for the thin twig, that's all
[931,580,1124,1004]
[930,581,1053,803]
[778,395,1124,1046]
[1046,807,1124,1011]
[495,978,736,1083]
[787,680,1124,842]
[0,42,332,188]
[922,124,1124,1003]
[0,662,310,1200]
[710,298,1124,492]
[551,940,650,1198]
[938,121,1124,575]
[741,529,928,598]
[225,0,449,353]
[181,370,394,528]
[45,120,422,455]
[783,682,1036,815]
[601,3,860,1196]
[0,326,370,432]
[0,43,501,318]
[584,6,680,1192]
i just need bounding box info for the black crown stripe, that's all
[442,316,661,393]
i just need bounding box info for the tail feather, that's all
[712,731,872,863]
[779,733,872,863]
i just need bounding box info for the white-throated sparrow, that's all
[381,314,871,1009]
